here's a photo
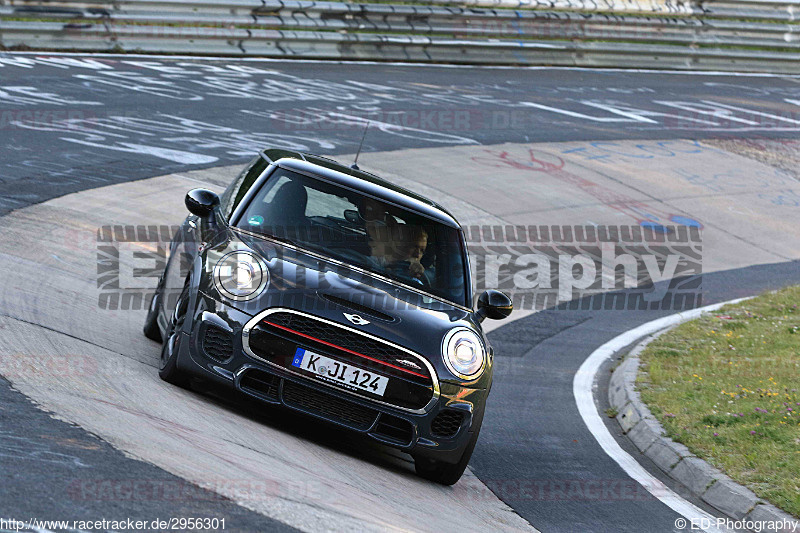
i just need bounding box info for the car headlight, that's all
[442,328,486,380]
[213,251,269,301]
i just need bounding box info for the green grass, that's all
[638,286,800,517]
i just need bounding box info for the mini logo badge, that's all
[344,313,370,326]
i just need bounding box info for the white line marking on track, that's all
[573,298,750,533]
[2,52,800,77]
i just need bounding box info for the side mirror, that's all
[185,189,220,220]
[475,290,513,322]
[344,209,360,224]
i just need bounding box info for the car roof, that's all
[261,149,461,230]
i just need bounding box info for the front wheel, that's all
[159,279,191,388]
[414,426,481,486]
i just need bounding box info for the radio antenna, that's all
[351,120,370,170]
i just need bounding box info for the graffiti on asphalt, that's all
[471,148,702,231]
[674,167,793,193]
[0,431,90,468]
[2,56,800,209]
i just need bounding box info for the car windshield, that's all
[235,167,469,307]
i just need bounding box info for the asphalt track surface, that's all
[1,54,800,532]
[3,54,800,214]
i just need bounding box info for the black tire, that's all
[414,426,481,486]
[158,279,191,388]
[143,281,163,342]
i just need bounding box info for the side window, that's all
[219,155,269,221]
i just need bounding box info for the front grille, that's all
[262,312,431,384]
[282,379,379,430]
[203,326,234,362]
[371,413,414,446]
[239,368,280,402]
[431,409,465,438]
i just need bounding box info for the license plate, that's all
[291,348,389,397]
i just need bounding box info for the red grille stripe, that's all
[262,320,429,380]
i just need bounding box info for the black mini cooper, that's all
[144,149,512,485]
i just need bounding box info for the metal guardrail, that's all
[1,0,799,71]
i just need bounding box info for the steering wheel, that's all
[388,261,431,290]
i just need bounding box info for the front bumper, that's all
[177,294,488,464]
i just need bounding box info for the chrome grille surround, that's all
[242,307,440,414]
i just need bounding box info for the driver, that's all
[386,226,428,281]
